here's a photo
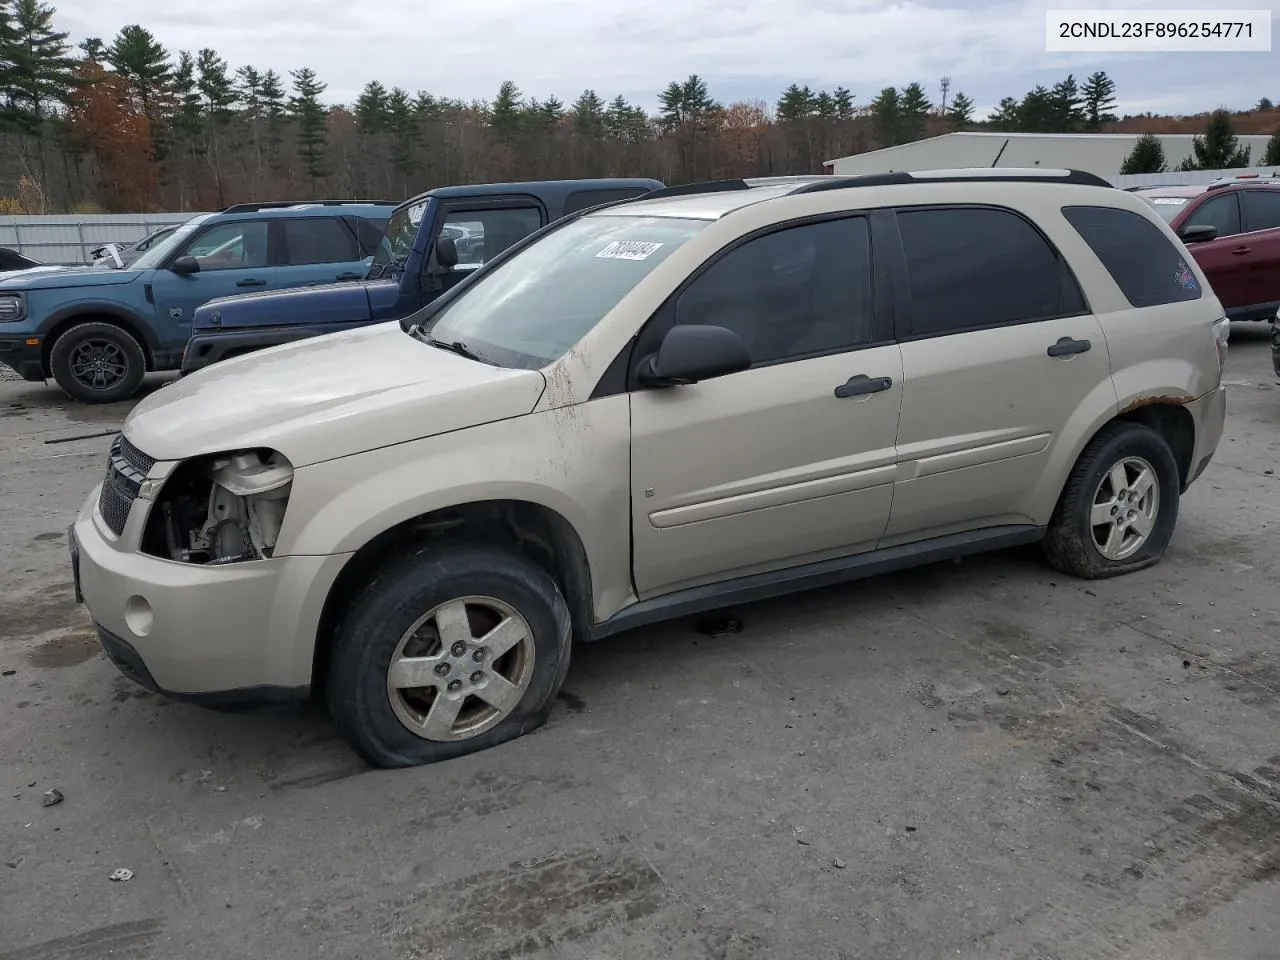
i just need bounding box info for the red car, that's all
[1135,178,1280,323]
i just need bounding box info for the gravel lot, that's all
[1,327,1277,960]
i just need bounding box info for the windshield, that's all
[129,218,207,271]
[1142,196,1191,223]
[373,199,427,275]
[419,214,709,369]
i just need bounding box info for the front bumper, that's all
[72,483,350,705]
[1183,385,1227,489]
[0,334,45,381]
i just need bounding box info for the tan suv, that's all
[69,170,1230,768]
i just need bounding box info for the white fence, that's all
[1109,167,1280,189]
[0,213,211,265]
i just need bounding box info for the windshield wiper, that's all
[426,336,492,365]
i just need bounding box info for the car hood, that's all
[193,279,375,331]
[0,265,141,290]
[123,322,548,467]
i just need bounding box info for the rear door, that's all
[1236,188,1280,317]
[1177,191,1250,313]
[882,204,1113,545]
[277,215,368,287]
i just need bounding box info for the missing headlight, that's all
[141,449,293,564]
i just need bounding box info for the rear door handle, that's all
[1047,337,1091,358]
[1232,246,1251,256]
[236,278,267,287]
[834,375,893,398]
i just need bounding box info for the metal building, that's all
[824,132,1276,179]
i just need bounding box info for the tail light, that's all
[1212,316,1230,374]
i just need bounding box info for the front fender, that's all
[276,397,635,623]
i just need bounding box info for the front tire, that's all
[1043,422,1180,579]
[326,543,573,768]
[49,322,147,404]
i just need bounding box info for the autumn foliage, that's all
[65,62,158,211]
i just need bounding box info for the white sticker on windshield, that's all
[596,240,663,261]
[1151,198,1188,205]
[408,203,426,225]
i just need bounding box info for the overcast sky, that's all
[58,0,1280,117]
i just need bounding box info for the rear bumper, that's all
[0,335,45,380]
[1184,385,1227,489]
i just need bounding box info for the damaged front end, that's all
[141,449,293,565]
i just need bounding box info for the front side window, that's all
[129,217,209,271]
[373,199,428,271]
[1061,205,1202,308]
[674,217,874,365]
[441,207,543,269]
[897,206,1084,337]
[281,217,359,265]
[421,214,709,369]
[1183,193,1241,237]
[180,221,269,271]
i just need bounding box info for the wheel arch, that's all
[310,499,594,695]
[41,305,159,375]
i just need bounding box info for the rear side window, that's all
[1061,205,1202,308]
[896,206,1085,338]
[281,216,360,265]
[1241,190,1280,232]
[344,215,388,257]
[563,188,653,215]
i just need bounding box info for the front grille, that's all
[97,434,152,537]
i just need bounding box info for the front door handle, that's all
[834,375,893,398]
[236,278,267,287]
[336,272,362,281]
[1232,246,1251,256]
[1047,337,1091,358]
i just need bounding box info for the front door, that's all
[150,219,277,348]
[1179,191,1251,313]
[629,215,903,598]
[883,205,1114,544]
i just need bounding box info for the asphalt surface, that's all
[1,328,1277,960]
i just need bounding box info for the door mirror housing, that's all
[170,255,200,275]
[637,324,751,386]
[1178,223,1218,244]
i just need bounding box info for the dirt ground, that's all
[1,327,1278,960]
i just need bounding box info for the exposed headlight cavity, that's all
[141,448,294,564]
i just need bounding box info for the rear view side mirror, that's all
[1178,224,1218,244]
[171,255,200,275]
[434,236,458,270]
[638,324,751,386]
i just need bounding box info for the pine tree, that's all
[1018,86,1055,132]
[1256,96,1273,112]
[832,86,854,121]
[870,87,900,146]
[196,48,237,206]
[385,85,420,184]
[898,82,932,142]
[1183,108,1251,170]
[776,84,815,122]
[1262,128,1280,166]
[1119,133,1166,174]
[1081,71,1117,130]
[105,25,170,116]
[988,97,1021,131]
[77,37,104,62]
[947,91,974,130]
[570,89,605,139]
[259,67,286,168]
[354,80,389,133]
[490,80,523,141]
[1049,74,1084,131]
[288,67,328,194]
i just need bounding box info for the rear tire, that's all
[1043,422,1180,579]
[49,322,147,404]
[326,542,572,768]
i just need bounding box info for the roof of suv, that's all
[596,168,1118,221]
[1132,177,1280,200]
[216,200,400,221]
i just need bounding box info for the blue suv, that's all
[0,200,395,403]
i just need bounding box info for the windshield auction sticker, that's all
[596,241,664,261]
[1151,198,1189,204]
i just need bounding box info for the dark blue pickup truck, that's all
[181,178,663,373]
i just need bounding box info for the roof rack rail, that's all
[630,179,753,201]
[220,199,400,214]
[790,168,1114,194]
[1205,174,1280,192]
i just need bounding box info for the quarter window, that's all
[180,221,268,271]
[1061,205,1202,308]
[674,217,874,365]
[1183,193,1241,236]
[281,217,360,265]
[896,206,1084,337]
